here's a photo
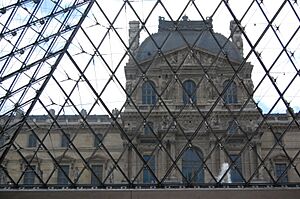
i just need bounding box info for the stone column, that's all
[131,140,138,182]
[161,142,167,179]
[256,142,264,180]
[212,143,220,181]
[170,140,177,181]
[245,148,250,179]
[127,145,132,180]
[209,140,219,182]
[219,144,226,165]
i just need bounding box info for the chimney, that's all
[81,109,87,117]
[15,108,24,118]
[128,21,140,53]
[49,109,55,117]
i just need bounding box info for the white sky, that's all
[1,0,300,116]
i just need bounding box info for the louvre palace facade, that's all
[0,16,299,187]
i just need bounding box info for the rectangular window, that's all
[0,135,5,147]
[23,165,36,185]
[94,134,103,147]
[0,167,5,184]
[144,122,153,135]
[228,120,238,134]
[274,132,283,146]
[57,165,70,185]
[275,163,288,183]
[28,134,37,147]
[91,165,103,185]
[61,133,70,147]
[229,155,243,183]
[143,155,155,183]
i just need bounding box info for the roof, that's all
[135,16,243,63]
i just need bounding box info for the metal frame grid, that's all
[0,0,300,189]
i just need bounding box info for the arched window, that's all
[182,148,204,183]
[142,81,156,105]
[223,80,237,104]
[183,80,197,105]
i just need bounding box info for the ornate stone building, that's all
[0,16,299,187]
[122,16,260,184]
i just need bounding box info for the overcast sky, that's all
[1,0,300,116]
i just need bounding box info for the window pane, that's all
[23,165,36,185]
[223,80,237,104]
[28,134,37,147]
[229,155,243,182]
[91,165,103,185]
[57,165,70,185]
[0,167,6,185]
[0,136,5,147]
[228,120,238,134]
[274,133,283,146]
[142,81,156,105]
[143,155,155,183]
[182,148,204,183]
[144,122,153,135]
[61,134,70,147]
[94,134,103,147]
[183,80,196,104]
[275,163,288,183]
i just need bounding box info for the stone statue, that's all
[230,20,244,56]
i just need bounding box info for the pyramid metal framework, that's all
[0,0,300,189]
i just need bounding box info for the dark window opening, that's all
[182,148,204,183]
[57,165,70,185]
[143,155,156,183]
[183,80,197,105]
[23,165,36,185]
[61,133,71,148]
[229,155,243,183]
[223,80,237,104]
[142,81,156,105]
[91,164,103,185]
[28,134,37,148]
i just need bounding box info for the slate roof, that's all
[135,16,242,63]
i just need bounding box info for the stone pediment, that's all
[140,47,239,68]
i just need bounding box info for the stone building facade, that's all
[0,16,299,187]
